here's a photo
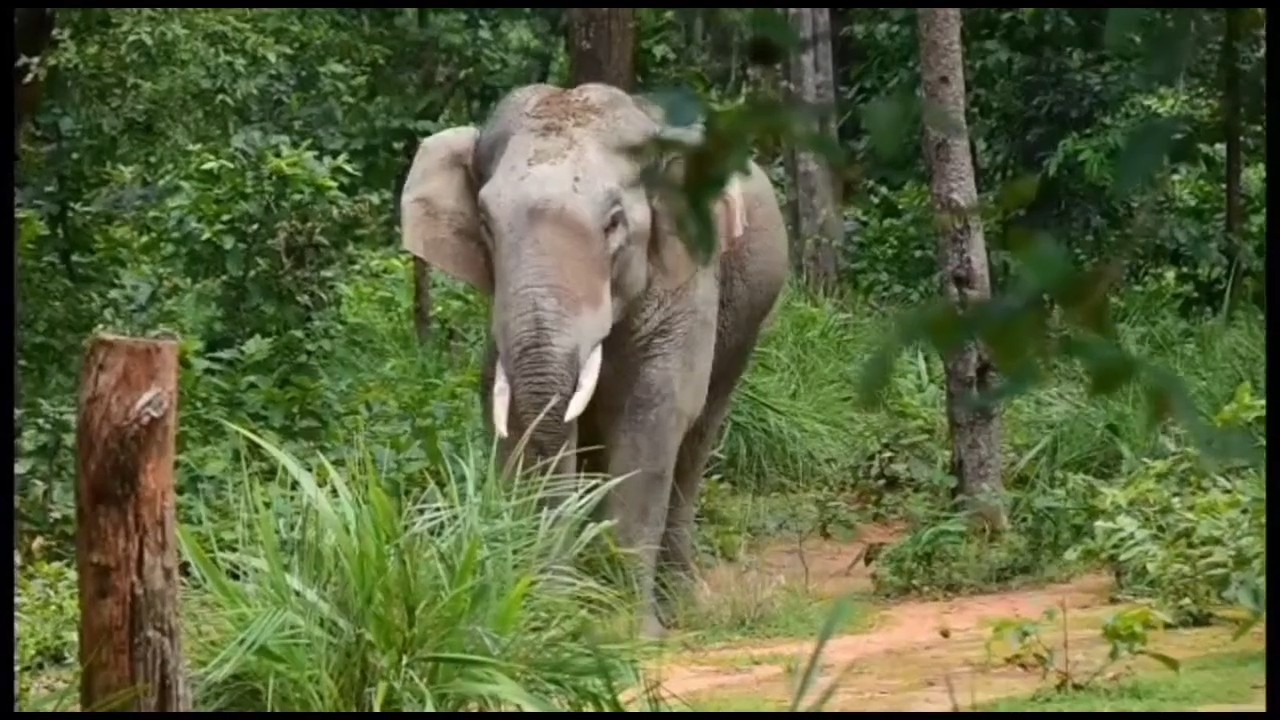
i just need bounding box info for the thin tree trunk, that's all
[813,10,842,214]
[784,8,842,295]
[406,8,435,345]
[1222,7,1244,315]
[566,9,637,91]
[75,334,189,711]
[917,7,1006,533]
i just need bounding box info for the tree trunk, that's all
[783,8,842,295]
[566,9,637,91]
[14,8,56,129]
[14,8,57,710]
[917,8,1006,533]
[407,10,434,345]
[75,335,190,711]
[829,7,861,208]
[1222,7,1244,316]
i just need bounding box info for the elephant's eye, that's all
[603,208,626,238]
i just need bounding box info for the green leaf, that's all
[1142,10,1197,85]
[1138,649,1182,674]
[997,174,1041,215]
[644,87,704,128]
[788,597,855,712]
[746,9,801,59]
[855,339,903,409]
[1076,339,1141,397]
[861,92,916,163]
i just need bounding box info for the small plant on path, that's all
[984,601,1180,696]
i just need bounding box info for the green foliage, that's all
[979,649,1265,712]
[836,10,1266,434]
[985,603,1181,697]
[718,288,863,490]
[179,429,650,712]
[13,8,1270,711]
[16,558,79,706]
[1075,383,1266,627]
[875,368,1264,604]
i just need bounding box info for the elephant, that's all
[399,82,789,637]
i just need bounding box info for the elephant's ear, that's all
[647,156,749,290]
[400,125,493,295]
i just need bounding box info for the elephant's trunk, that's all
[507,333,575,453]
[487,214,613,468]
[491,306,604,466]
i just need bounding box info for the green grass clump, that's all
[866,305,1266,600]
[720,287,868,491]
[180,426,657,712]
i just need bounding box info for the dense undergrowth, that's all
[16,7,1267,712]
[18,268,1266,707]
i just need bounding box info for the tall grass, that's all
[180,425,658,712]
[721,285,1265,497]
[720,287,870,490]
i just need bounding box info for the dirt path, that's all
[643,529,1265,712]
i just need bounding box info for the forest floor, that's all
[646,525,1267,712]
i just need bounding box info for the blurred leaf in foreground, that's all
[1104,8,1149,52]
[861,90,918,166]
[1112,117,1180,198]
[639,90,843,265]
[855,226,1263,470]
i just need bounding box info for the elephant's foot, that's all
[638,611,669,641]
[654,563,702,629]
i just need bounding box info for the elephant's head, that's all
[400,83,746,459]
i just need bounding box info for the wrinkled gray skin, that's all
[400,83,789,637]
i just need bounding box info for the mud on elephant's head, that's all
[400,83,746,453]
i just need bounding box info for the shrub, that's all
[16,558,80,708]
[1076,382,1266,626]
[868,307,1265,599]
[719,288,866,492]
[179,428,655,711]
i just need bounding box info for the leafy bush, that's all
[1076,383,1266,626]
[871,371,1266,602]
[16,558,79,706]
[18,429,661,711]
[985,604,1181,697]
[13,15,1272,709]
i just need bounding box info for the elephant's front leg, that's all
[601,379,689,639]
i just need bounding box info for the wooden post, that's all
[75,334,189,711]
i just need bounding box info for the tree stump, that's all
[75,334,189,711]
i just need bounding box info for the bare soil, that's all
[643,526,1267,712]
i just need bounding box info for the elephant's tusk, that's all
[492,359,511,439]
[564,344,603,424]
